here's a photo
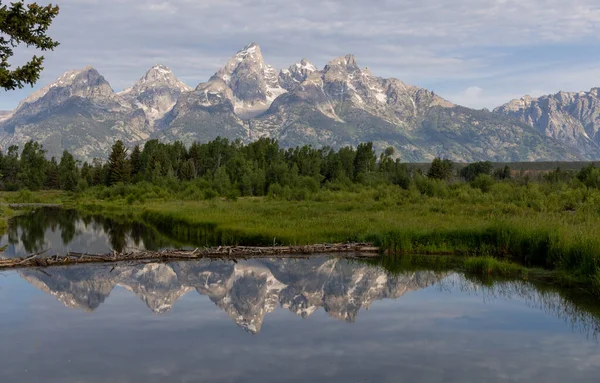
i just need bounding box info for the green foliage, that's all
[577,164,600,188]
[493,165,512,180]
[44,157,59,189]
[58,150,78,192]
[460,161,493,182]
[130,145,142,177]
[0,1,60,90]
[463,257,526,277]
[353,142,376,180]
[471,174,495,193]
[427,157,454,180]
[107,140,130,186]
[17,141,45,190]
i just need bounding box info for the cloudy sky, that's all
[2,0,600,110]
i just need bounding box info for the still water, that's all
[1,209,600,382]
[0,208,187,257]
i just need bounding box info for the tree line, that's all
[2,137,599,197]
[0,138,408,194]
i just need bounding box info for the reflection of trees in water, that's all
[57,209,78,244]
[8,208,70,252]
[438,274,600,340]
[8,208,179,254]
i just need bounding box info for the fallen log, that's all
[0,243,380,270]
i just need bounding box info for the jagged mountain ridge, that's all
[494,89,600,158]
[0,43,589,161]
[118,64,193,124]
[18,258,445,334]
[0,66,152,159]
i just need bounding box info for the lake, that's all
[1,208,600,382]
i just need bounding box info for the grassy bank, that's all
[5,180,600,295]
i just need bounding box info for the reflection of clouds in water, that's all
[435,274,600,340]
[1,264,600,382]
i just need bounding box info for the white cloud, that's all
[2,0,600,110]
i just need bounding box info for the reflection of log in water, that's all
[0,243,379,270]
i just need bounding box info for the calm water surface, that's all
[0,207,187,257]
[1,209,600,382]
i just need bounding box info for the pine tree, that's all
[58,150,78,191]
[80,162,93,186]
[0,1,60,90]
[179,159,196,181]
[45,157,59,189]
[91,158,104,186]
[427,157,454,181]
[130,145,142,177]
[2,145,20,186]
[107,140,130,186]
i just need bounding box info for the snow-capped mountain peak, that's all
[119,64,192,123]
[209,43,287,119]
[279,59,318,91]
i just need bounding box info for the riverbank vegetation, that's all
[1,138,600,294]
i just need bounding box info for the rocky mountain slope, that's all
[118,64,193,124]
[0,67,152,159]
[494,89,600,158]
[0,43,591,161]
[250,54,577,161]
[18,258,445,333]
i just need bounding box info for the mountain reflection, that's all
[18,258,444,333]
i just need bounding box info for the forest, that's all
[4,137,598,200]
[3,138,600,295]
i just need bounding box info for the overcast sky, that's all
[2,0,600,110]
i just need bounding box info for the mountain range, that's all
[18,258,445,334]
[1,42,599,162]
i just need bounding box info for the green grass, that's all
[8,181,600,296]
[463,256,526,277]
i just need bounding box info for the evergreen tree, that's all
[18,141,46,190]
[493,164,512,181]
[0,1,60,90]
[2,145,20,187]
[80,162,93,186]
[179,159,196,181]
[58,150,78,191]
[107,140,130,185]
[91,158,104,186]
[130,145,142,177]
[44,157,59,189]
[427,157,454,181]
[460,161,493,182]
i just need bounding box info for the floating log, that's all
[0,243,380,270]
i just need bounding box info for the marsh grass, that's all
[463,256,526,277]
[8,180,600,295]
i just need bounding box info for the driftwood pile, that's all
[0,243,380,270]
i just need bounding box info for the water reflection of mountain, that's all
[18,258,445,333]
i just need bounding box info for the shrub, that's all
[471,174,495,193]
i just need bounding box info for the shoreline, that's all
[0,243,379,270]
